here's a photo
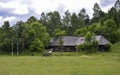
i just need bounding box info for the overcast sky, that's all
[0,0,116,26]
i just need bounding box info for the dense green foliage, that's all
[0,18,50,55]
[0,1,120,55]
[76,32,98,53]
[29,38,45,55]
[53,29,66,52]
[104,43,112,51]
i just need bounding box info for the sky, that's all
[0,0,117,26]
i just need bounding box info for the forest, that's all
[0,3,120,55]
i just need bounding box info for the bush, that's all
[104,43,112,51]
[76,44,84,52]
[84,43,97,53]
[76,41,98,53]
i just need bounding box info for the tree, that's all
[73,27,88,37]
[0,28,2,54]
[76,32,98,53]
[85,32,93,43]
[12,19,50,54]
[30,38,45,55]
[0,21,12,54]
[14,21,24,37]
[88,23,102,35]
[13,21,25,54]
[2,21,10,30]
[46,11,62,36]
[27,16,37,24]
[84,32,98,53]
[114,0,120,12]
[107,7,120,28]
[92,3,101,23]
[71,13,79,35]
[78,8,89,25]
[62,10,71,27]
[40,12,47,26]
[53,29,66,53]
[101,19,118,43]
[24,21,50,49]
[62,10,71,35]
[93,3,101,18]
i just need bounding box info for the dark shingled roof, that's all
[50,35,110,46]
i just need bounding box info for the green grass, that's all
[0,42,120,75]
[112,42,120,53]
[0,54,120,75]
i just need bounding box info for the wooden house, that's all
[48,35,110,52]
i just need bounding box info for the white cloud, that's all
[101,2,115,13]
[0,1,29,15]
[3,16,16,22]
[100,0,116,7]
[0,16,3,21]
[29,0,60,14]
[0,0,116,25]
[0,16,16,26]
[27,0,100,18]
[0,0,115,17]
[0,16,3,26]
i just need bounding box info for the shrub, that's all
[76,41,98,53]
[76,44,84,52]
[84,42,97,53]
[104,43,112,51]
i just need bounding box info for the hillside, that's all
[112,42,120,53]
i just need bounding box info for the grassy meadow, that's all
[0,42,120,75]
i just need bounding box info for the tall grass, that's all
[0,54,120,75]
[112,42,120,53]
[0,42,120,75]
